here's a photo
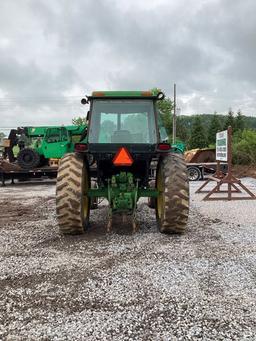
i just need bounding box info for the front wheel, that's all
[156,153,189,234]
[56,153,90,234]
[17,148,40,169]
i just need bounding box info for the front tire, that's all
[156,153,189,234]
[56,153,90,234]
[17,148,40,169]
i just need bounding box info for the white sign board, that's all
[216,130,228,161]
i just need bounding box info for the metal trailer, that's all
[0,166,58,186]
[149,160,228,182]
[187,162,228,181]
[0,162,99,186]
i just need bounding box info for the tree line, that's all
[152,88,249,149]
[165,110,246,149]
[157,94,256,165]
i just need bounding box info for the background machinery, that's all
[185,148,228,181]
[4,125,87,169]
[56,90,189,234]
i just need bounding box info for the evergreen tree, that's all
[235,110,245,132]
[151,88,173,137]
[223,109,235,130]
[72,116,87,126]
[176,116,189,142]
[207,112,222,145]
[157,96,173,136]
[189,115,207,149]
[0,132,5,142]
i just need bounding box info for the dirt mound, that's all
[185,148,216,163]
[232,165,256,179]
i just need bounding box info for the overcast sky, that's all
[0,0,256,130]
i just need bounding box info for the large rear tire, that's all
[56,153,90,234]
[156,153,189,234]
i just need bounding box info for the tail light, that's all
[157,143,171,151]
[75,143,88,152]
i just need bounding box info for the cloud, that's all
[0,0,256,130]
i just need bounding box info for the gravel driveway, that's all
[0,178,256,340]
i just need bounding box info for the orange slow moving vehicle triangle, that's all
[113,147,133,166]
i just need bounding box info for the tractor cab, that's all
[85,91,162,151]
[89,97,157,145]
[78,91,168,185]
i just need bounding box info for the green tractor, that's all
[56,90,189,234]
[14,125,87,169]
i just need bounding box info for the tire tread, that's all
[157,153,189,234]
[56,153,88,234]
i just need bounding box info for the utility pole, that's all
[173,83,176,144]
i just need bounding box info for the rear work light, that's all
[92,91,105,97]
[157,143,171,151]
[113,147,133,166]
[75,143,88,152]
[141,91,152,96]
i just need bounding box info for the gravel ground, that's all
[0,178,256,340]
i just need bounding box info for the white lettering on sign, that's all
[216,130,228,161]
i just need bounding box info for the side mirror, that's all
[81,97,88,105]
[157,92,165,100]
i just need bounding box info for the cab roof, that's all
[89,90,158,100]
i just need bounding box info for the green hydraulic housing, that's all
[88,171,159,214]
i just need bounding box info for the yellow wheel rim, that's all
[157,165,164,220]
